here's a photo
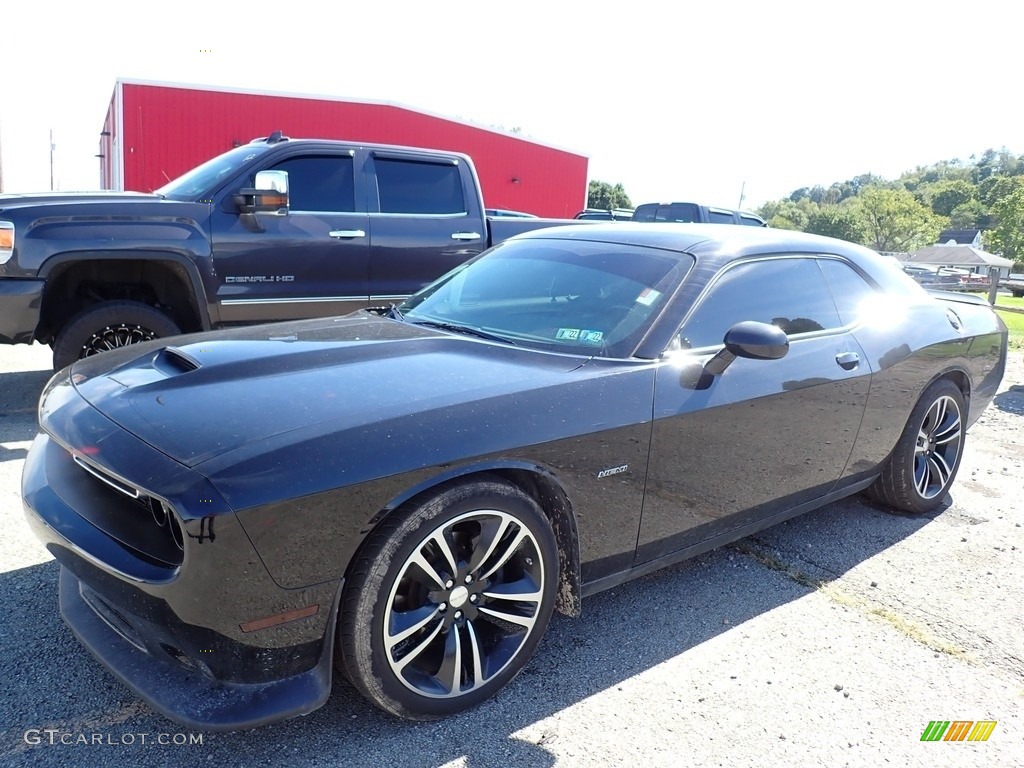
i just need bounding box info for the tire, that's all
[866,379,966,514]
[337,477,558,720]
[52,301,181,370]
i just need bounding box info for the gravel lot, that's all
[1,342,1021,768]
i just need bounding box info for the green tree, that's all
[979,175,1024,206]
[986,186,1024,261]
[587,180,632,210]
[923,179,975,217]
[855,187,944,252]
[757,199,811,231]
[949,199,993,229]
[806,205,867,244]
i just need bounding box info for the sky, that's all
[1,0,1020,211]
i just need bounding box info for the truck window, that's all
[739,215,765,227]
[666,204,699,222]
[375,159,465,215]
[631,204,657,222]
[632,204,699,222]
[707,209,736,224]
[271,156,355,212]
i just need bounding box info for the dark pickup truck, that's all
[0,133,568,368]
[632,202,766,227]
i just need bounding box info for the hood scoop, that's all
[155,346,202,373]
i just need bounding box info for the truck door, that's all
[210,150,370,324]
[366,152,486,303]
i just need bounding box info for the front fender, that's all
[39,249,216,329]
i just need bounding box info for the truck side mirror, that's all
[233,170,290,215]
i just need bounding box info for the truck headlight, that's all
[0,221,13,265]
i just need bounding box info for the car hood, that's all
[68,313,587,469]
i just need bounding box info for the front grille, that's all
[67,453,185,567]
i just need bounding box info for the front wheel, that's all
[867,379,966,513]
[336,478,558,720]
[52,301,181,370]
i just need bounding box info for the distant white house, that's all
[904,245,1013,278]
[936,229,983,248]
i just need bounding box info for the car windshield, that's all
[399,238,687,357]
[156,144,271,200]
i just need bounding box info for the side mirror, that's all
[233,170,290,214]
[704,321,789,376]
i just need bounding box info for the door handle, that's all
[329,229,366,239]
[835,351,860,371]
[450,232,482,241]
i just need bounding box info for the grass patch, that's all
[995,294,1024,310]
[996,310,1024,350]
[731,541,967,657]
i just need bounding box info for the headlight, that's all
[0,221,13,264]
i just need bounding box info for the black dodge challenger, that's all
[22,224,1007,729]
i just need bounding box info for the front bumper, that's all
[0,277,44,344]
[22,373,344,730]
[58,567,339,731]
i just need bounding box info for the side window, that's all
[680,258,841,349]
[739,215,765,227]
[375,158,465,214]
[708,209,736,224]
[270,156,355,212]
[819,258,877,326]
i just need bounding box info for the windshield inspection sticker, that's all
[635,288,661,306]
[557,328,603,344]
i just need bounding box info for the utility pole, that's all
[50,129,55,191]
[737,181,746,210]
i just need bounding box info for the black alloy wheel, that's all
[867,379,966,514]
[337,477,558,720]
[52,300,181,370]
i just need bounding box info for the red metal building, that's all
[99,79,588,218]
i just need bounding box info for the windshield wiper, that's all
[409,320,514,345]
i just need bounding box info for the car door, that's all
[211,150,371,324]
[635,256,872,565]
[366,152,486,304]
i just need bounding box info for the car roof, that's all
[509,223,906,287]
[513,222,862,257]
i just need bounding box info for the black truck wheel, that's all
[336,477,558,720]
[52,301,181,370]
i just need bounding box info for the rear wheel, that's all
[337,478,558,720]
[867,379,965,513]
[52,300,181,370]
